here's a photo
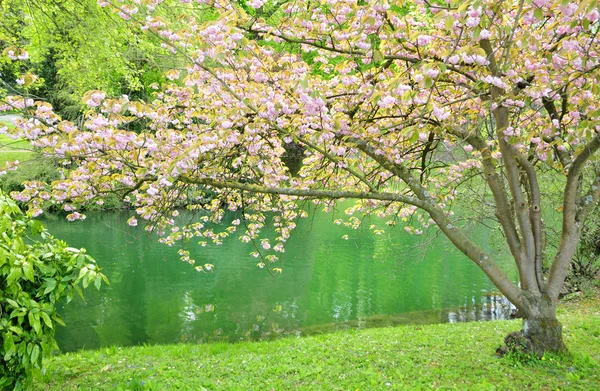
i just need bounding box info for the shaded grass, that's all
[37,294,600,390]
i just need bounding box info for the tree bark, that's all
[501,291,566,357]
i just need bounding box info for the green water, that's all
[43,209,516,352]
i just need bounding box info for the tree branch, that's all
[178,176,428,208]
[481,38,538,292]
[515,155,545,291]
[449,128,524,270]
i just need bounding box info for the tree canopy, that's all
[0,0,177,117]
[2,0,600,354]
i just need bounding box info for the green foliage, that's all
[0,157,60,195]
[567,205,600,294]
[504,346,544,367]
[0,191,106,390]
[0,0,175,118]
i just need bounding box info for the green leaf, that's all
[8,327,23,335]
[28,220,45,236]
[82,273,91,289]
[409,131,419,143]
[7,267,23,286]
[22,261,34,282]
[43,279,58,295]
[445,16,454,30]
[5,299,19,308]
[28,312,41,335]
[3,334,15,360]
[53,315,66,327]
[40,312,53,329]
[77,266,88,282]
[74,285,84,300]
[17,341,26,357]
[30,344,40,367]
[373,50,384,62]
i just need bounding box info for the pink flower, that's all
[67,212,85,221]
[261,239,270,250]
[417,35,432,46]
[448,55,460,64]
[478,29,491,40]
[466,17,480,28]
[432,106,450,120]
[17,51,29,60]
[248,0,266,9]
[378,95,396,108]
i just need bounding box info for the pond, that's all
[43,208,517,352]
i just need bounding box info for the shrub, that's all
[0,191,106,390]
[565,204,600,294]
[0,157,60,195]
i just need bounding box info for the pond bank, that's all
[37,294,600,390]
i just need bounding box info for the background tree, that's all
[2,0,600,356]
[0,0,175,119]
[564,203,600,294]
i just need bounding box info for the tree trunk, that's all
[522,292,566,355]
[499,291,566,357]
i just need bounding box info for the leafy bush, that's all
[0,157,60,195]
[0,191,106,390]
[565,204,600,294]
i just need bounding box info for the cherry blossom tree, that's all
[2,0,600,355]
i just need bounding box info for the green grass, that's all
[0,134,32,151]
[36,294,600,390]
[0,118,30,151]
[0,121,34,167]
[0,119,15,130]
[0,151,34,167]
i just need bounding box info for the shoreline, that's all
[37,293,600,390]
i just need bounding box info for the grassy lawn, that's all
[0,120,34,167]
[0,134,32,151]
[0,150,34,167]
[0,144,34,168]
[37,294,600,390]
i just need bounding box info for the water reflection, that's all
[172,294,517,344]
[447,294,516,323]
[43,209,518,352]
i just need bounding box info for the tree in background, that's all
[0,0,173,119]
[565,203,600,294]
[2,0,600,356]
